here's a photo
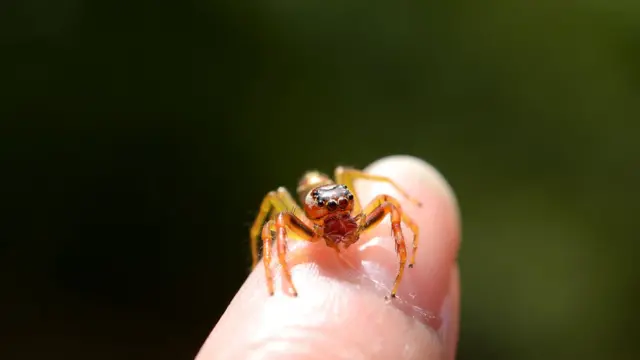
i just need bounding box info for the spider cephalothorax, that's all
[250,166,422,298]
[306,184,359,246]
[306,184,354,217]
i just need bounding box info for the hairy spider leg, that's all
[261,221,275,295]
[359,194,421,268]
[262,212,318,296]
[335,167,421,266]
[250,187,310,268]
[334,166,423,215]
[356,194,417,298]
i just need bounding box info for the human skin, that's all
[196,155,461,360]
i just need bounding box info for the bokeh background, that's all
[1,1,638,359]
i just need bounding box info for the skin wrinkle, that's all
[248,329,340,358]
[256,333,368,360]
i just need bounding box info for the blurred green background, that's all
[1,1,637,359]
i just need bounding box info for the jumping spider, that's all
[250,166,422,299]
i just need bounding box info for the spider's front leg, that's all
[261,211,318,296]
[358,194,420,298]
[250,187,307,268]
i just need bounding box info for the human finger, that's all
[196,155,461,360]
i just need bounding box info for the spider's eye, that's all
[347,193,354,200]
[327,200,338,211]
[338,198,349,209]
[316,199,325,207]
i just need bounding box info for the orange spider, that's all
[250,166,422,299]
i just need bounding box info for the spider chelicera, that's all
[250,166,422,299]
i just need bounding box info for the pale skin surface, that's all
[196,155,461,360]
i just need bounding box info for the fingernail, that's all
[441,265,460,360]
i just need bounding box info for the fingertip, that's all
[363,154,458,209]
[354,154,461,339]
[196,155,461,360]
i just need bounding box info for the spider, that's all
[250,166,422,299]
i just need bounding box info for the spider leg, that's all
[358,194,419,298]
[359,194,420,268]
[262,211,317,296]
[261,220,275,295]
[334,166,423,215]
[250,187,309,268]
